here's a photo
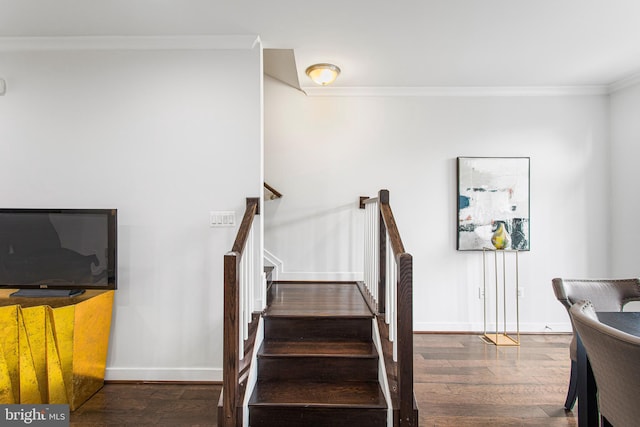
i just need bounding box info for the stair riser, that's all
[265,317,372,341]
[258,357,378,382]
[249,406,387,427]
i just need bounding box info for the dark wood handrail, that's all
[264,182,283,200]
[380,203,405,256]
[222,197,260,427]
[231,197,260,253]
[360,196,377,209]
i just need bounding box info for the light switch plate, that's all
[210,211,236,227]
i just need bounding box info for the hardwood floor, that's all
[266,282,373,317]
[71,333,576,426]
[70,383,221,426]
[415,333,577,427]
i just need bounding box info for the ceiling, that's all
[2,0,640,90]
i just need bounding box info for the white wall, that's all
[610,83,640,277]
[264,76,610,332]
[0,40,263,381]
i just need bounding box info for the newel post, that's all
[397,252,416,427]
[222,252,240,427]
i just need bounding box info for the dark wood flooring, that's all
[266,282,372,317]
[71,284,576,426]
[71,334,576,426]
[70,383,221,426]
[415,333,576,427]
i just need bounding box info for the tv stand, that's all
[10,288,86,298]
[0,289,114,410]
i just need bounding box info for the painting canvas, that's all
[457,157,530,251]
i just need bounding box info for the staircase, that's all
[248,282,388,427]
[221,192,416,427]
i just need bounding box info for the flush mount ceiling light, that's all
[305,63,341,86]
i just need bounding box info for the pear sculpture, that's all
[491,221,511,250]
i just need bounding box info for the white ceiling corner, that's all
[608,72,640,94]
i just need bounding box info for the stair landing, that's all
[265,282,373,317]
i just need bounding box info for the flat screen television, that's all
[0,209,117,296]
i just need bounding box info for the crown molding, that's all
[608,72,640,93]
[0,35,260,51]
[302,85,609,97]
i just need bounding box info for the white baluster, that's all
[386,233,398,361]
[373,200,379,303]
[364,202,370,296]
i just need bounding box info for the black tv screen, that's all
[0,209,117,290]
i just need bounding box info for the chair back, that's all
[570,300,640,427]
[552,278,640,360]
[552,278,640,311]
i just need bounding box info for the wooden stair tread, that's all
[250,381,386,408]
[249,282,390,427]
[264,312,374,318]
[260,340,376,357]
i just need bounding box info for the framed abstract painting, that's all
[457,157,530,251]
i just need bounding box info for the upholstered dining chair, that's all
[551,278,640,410]
[570,300,640,427]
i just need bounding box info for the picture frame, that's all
[457,157,530,251]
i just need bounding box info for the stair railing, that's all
[263,182,283,200]
[221,197,260,427]
[362,189,417,427]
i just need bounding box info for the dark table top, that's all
[597,311,640,338]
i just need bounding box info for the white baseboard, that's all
[263,249,282,281]
[277,271,363,282]
[105,367,222,382]
[264,248,362,282]
[414,321,572,333]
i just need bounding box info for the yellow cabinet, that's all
[0,290,114,410]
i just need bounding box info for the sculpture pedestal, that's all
[482,249,520,346]
[0,289,114,410]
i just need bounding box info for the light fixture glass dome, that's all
[305,63,341,86]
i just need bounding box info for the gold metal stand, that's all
[482,249,520,346]
[0,290,114,409]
